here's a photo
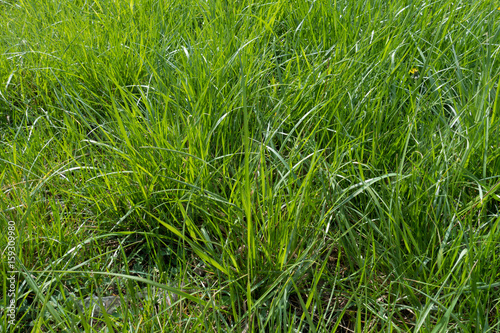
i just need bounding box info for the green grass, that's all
[1,0,500,331]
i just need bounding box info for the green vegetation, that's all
[1,0,499,331]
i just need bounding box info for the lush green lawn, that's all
[1,0,499,331]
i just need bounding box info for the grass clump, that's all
[1,0,500,331]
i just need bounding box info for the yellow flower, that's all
[409,68,420,80]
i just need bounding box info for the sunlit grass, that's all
[1,0,499,331]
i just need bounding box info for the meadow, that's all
[1,0,500,331]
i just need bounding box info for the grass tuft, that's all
[1,0,499,331]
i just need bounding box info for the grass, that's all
[0,0,499,331]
